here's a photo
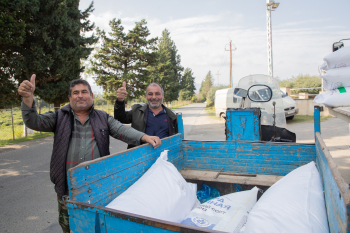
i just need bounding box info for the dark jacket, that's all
[51,104,110,196]
[114,101,178,147]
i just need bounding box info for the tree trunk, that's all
[54,102,61,111]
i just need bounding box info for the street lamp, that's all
[266,0,279,77]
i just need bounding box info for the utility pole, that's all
[216,71,221,86]
[266,0,279,77]
[225,40,237,87]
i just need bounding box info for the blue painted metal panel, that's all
[177,113,184,140]
[226,108,260,142]
[67,202,221,233]
[314,106,321,135]
[316,138,348,233]
[66,113,349,232]
[67,134,183,205]
[95,212,107,233]
[67,205,97,233]
[183,140,315,176]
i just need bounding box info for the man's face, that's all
[146,85,164,109]
[68,84,94,112]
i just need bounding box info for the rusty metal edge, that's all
[182,139,315,146]
[66,200,223,233]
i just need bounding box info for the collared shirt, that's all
[65,110,100,172]
[145,108,169,139]
[21,101,145,172]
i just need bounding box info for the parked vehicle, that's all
[65,75,349,232]
[214,76,298,121]
[281,90,299,120]
[214,88,235,119]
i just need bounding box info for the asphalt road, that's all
[0,103,349,232]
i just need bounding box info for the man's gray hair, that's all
[145,82,164,95]
[69,79,93,96]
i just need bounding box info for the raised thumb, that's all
[30,74,36,87]
[122,81,126,88]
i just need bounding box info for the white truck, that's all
[215,77,298,120]
[214,88,235,119]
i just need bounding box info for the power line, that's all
[217,49,227,72]
[216,71,221,86]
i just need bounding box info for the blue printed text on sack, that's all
[206,199,231,210]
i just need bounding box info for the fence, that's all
[0,105,54,144]
[0,100,192,145]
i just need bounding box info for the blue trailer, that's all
[64,104,350,233]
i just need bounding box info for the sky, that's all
[79,0,350,93]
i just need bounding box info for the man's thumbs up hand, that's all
[116,81,128,102]
[18,74,36,108]
[18,74,36,98]
[30,74,36,90]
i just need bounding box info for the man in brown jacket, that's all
[114,82,178,149]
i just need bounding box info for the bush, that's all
[206,85,229,107]
[179,90,194,101]
[195,93,205,103]
[191,95,197,103]
[278,74,321,94]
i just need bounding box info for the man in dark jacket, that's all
[114,82,178,149]
[18,74,161,233]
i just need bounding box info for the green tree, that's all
[199,71,214,101]
[93,93,107,105]
[195,92,205,103]
[90,18,158,101]
[191,95,197,103]
[279,74,321,94]
[178,90,193,101]
[206,85,229,107]
[30,1,97,109]
[149,29,183,103]
[1,0,97,109]
[179,67,196,99]
[0,0,29,107]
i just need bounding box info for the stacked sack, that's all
[314,46,350,107]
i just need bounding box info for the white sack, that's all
[320,61,328,71]
[321,66,350,90]
[106,150,197,223]
[244,162,329,233]
[181,187,259,232]
[314,87,350,107]
[323,46,350,69]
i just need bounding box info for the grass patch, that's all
[0,132,54,147]
[205,107,217,119]
[168,101,193,110]
[94,105,114,116]
[287,115,332,124]
[0,106,56,147]
[170,104,190,110]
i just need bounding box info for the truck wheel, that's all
[286,115,294,120]
[220,113,226,121]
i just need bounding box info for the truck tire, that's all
[286,115,294,120]
[220,113,226,121]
